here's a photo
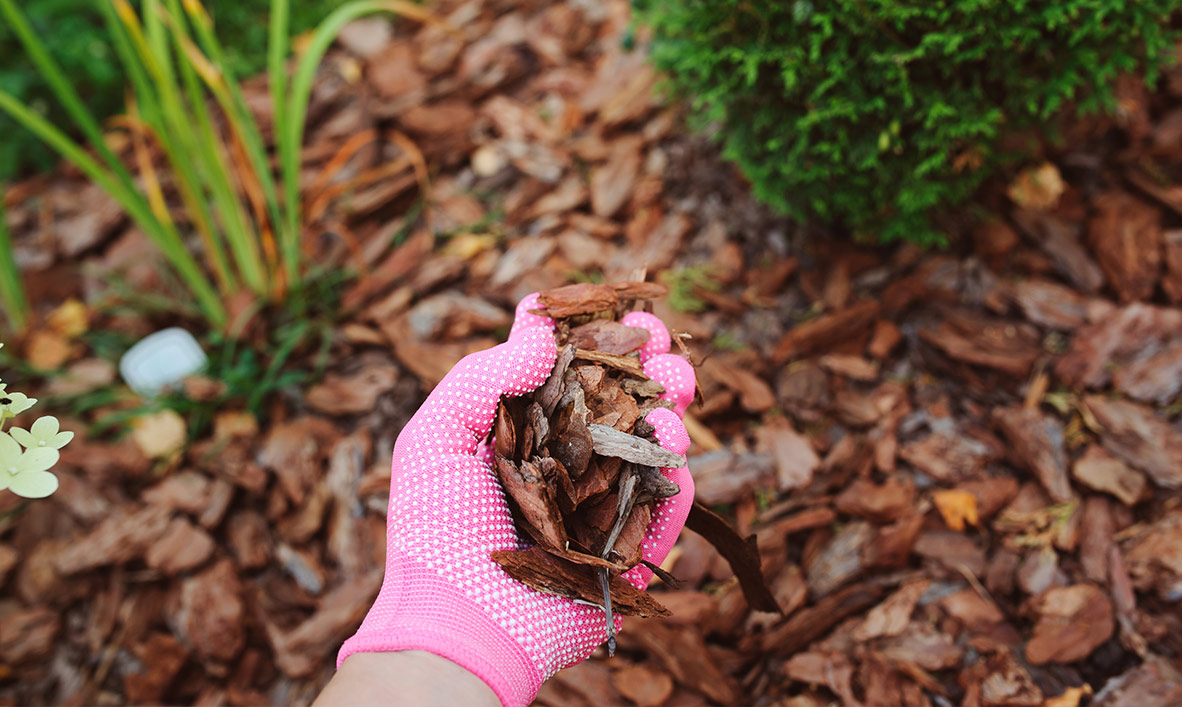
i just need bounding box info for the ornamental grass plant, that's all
[0,0,436,330]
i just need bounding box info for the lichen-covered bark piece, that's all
[588,423,686,468]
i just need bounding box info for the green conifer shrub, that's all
[636,0,1180,244]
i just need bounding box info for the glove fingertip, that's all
[621,311,671,362]
[510,292,555,336]
[504,325,558,395]
[643,354,696,418]
[644,407,691,457]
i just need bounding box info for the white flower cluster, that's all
[0,343,71,498]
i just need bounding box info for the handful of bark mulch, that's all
[490,282,780,654]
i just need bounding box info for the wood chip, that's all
[573,348,648,378]
[1009,278,1095,330]
[588,423,686,468]
[145,517,216,575]
[491,547,670,617]
[611,663,674,707]
[773,300,881,363]
[0,605,60,665]
[536,283,619,318]
[1012,208,1104,293]
[1087,191,1162,303]
[835,478,915,523]
[567,320,651,355]
[921,313,1040,377]
[804,521,873,597]
[819,354,880,381]
[55,505,171,575]
[496,457,568,552]
[169,559,245,662]
[1055,303,1182,388]
[685,502,780,613]
[1026,584,1115,664]
[305,362,399,415]
[621,618,741,705]
[761,583,884,657]
[1072,445,1147,506]
[1112,342,1182,404]
[758,418,819,491]
[1084,395,1182,489]
[993,405,1073,503]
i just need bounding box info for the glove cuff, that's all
[338,558,542,707]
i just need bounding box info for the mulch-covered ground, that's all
[3,0,1182,704]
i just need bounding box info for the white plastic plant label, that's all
[119,327,207,397]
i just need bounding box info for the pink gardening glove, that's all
[338,294,697,706]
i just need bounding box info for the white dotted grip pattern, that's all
[338,296,697,707]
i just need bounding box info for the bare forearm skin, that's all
[315,651,500,706]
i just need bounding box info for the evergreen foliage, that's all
[637,0,1181,244]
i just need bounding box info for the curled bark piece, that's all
[534,456,575,515]
[536,345,574,416]
[685,502,781,613]
[636,465,681,504]
[495,457,567,553]
[612,503,650,568]
[491,546,671,618]
[568,320,652,355]
[554,400,594,479]
[601,467,640,560]
[527,402,549,448]
[494,402,515,459]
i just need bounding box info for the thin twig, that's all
[601,467,639,559]
[597,465,640,655]
[598,567,615,656]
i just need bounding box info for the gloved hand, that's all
[338,293,697,706]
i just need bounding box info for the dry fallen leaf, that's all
[24,331,71,371]
[46,298,89,338]
[132,409,188,459]
[1007,162,1065,210]
[213,411,259,441]
[932,489,980,531]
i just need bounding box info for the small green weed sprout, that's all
[661,265,721,313]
